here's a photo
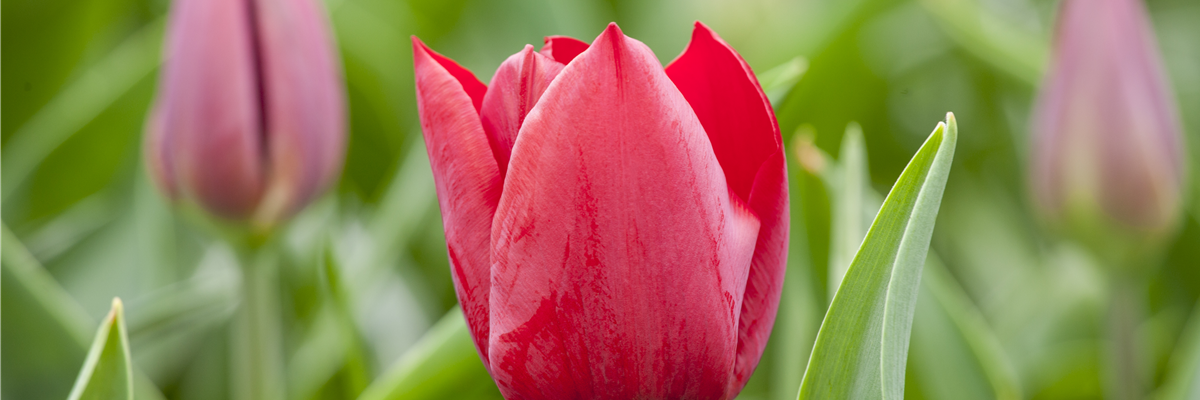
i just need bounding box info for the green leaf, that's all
[797,113,957,400]
[357,308,502,400]
[1,224,167,400]
[67,298,134,400]
[827,123,881,298]
[1,19,163,201]
[758,56,808,106]
[916,0,1047,85]
[909,253,1022,400]
[1160,298,1200,400]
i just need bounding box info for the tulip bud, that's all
[145,0,345,227]
[1030,0,1187,249]
[413,22,788,399]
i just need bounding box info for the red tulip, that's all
[1031,0,1187,238]
[145,0,346,225]
[413,22,788,399]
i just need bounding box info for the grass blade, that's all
[797,113,957,400]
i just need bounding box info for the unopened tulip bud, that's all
[145,0,346,227]
[1031,0,1187,246]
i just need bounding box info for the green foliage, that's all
[67,298,135,400]
[798,114,956,399]
[358,309,502,400]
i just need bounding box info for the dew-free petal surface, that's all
[489,23,760,400]
[540,35,589,65]
[413,36,501,366]
[665,21,789,393]
[480,45,564,177]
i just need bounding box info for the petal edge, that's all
[413,36,502,367]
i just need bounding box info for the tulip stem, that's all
[233,239,286,400]
[1106,272,1143,400]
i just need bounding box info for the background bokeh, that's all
[4,0,1199,399]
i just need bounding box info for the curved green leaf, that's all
[0,20,163,201]
[797,113,957,400]
[357,308,502,400]
[67,298,134,400]
[910,253,1022,400]
[1160,298,1200,400]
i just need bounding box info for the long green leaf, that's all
[827,123,873,297]
[917,0,1047,85]
[2,224,167,400]
[0,19,163,201]
[910,253,1022,400]
[1160,298,1200,400]
[66,298,134,400]
[797,113,957,400]
[357,308,502,400]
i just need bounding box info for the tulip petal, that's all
[157,0,265,218]
[540,36,589,64]
[413,36,501,366]
[143,104,178,200]
[489,23,761,400]
[665,21,789,393]
[249,0,347,224]
[480,45,565,176]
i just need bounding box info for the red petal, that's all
[540,35,590,64]
[665,21,789,394]
[480,45,565,177]
[489,23,760,400]
[157,0,265,219]
[251,0,347,224]
[419,40,488,113]
[412,36,502,367]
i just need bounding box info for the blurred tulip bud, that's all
[1031,0,1188,247]
[145,0,346,227]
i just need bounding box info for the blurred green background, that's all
[3,0,1200,399]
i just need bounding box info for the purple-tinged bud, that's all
[1030,0,1188,245]
[146,0,345,227]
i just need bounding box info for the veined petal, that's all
[540,35,589,64]
[251,0,347,224]
[665,21,789,394]
[157,0,265,219]
[412,36,501,366]
[489,23,760,400]
[480,45,565,177]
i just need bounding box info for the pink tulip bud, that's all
[412,22,789,399]
[146,0,346,226]
[1031,0,1187,240]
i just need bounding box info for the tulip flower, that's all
[1031,0,1187,240]
[412,22,788,399]
[145,0,346,226]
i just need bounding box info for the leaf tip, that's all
[110,297,125,318]
[943,112,957,138]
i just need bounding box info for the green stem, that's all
[233,241,286,400]
[1106,274,1143,400]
